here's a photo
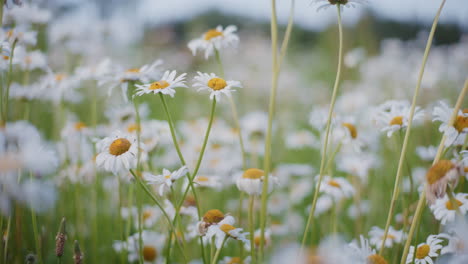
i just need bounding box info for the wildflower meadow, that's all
[1,0,468,263]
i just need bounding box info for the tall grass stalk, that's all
[301,4,343,249]
[259,0,295,261]
[400,78,467,264]
[379,0,446,255]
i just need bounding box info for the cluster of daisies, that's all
[1,1,468,264]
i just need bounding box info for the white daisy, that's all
[188,25,239,59]
[348,235,389,264]
[416,145,438,162]
[192,175,222,189]
[235,168,278,196]
[430,193,468,225]
[95,131,138,174]
[193,72,242,101]
[374,100,425,137]
[406,235,444,264]
[317,175,355,201]
[285,129,320,149]
[115,231,165,264]
[368,226,405,249]
[144,166,188,196]
[134,70,187,97]
[205,219,250,249]
[433,101,468,147]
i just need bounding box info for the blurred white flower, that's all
[188,25,239,59]
[135,70,187,98]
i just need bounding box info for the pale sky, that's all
[136,0,468,31]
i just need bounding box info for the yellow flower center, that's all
[25,56,32,64]
[164,174,171,179]
[242,168,264,179]
[227,257,242,264]
[454,114,468,133]
[426,160,455,185]
[127,124,141,133]
[126,68,140,73]
[445,199,463,210]
[389,116,403,126]
[142,210,152,221]
[220,224,236,234]
[142,245,158,262]
[74,122,86,131]
[55,74,66,81]
[203,209,224,224]
[6,30,13,38]
[342,123,358,139]
[416,244,430,259]
[208,78,227,91]
[367,254,388,264]
[109,138,131,156]
[3,55,9,61]
[196,176,210,182]
[149,80,170,90]
[204,29,223,40]
[381,234,396,240]
[328,180,341,188]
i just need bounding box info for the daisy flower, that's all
[430,193,468,225]
[285,129,320,149]
[144,166,188,196]
[368,226,405,248]
[416,145,438,162]
[317,175,355,201]
[235,168,278,196]
[134,70,187,97]
[197,209,232,236]
[205,220,250,249]
[95,131,138,174]
[188,25,239,59]
[193,72,242,101]
[374,100,425,137]
[406,234,444,264]
[348,235,389,264]
[98,59,162,101]
[433,101,468,147]
[192,175,222,189]
[312,0,368,12]
[115,231,165,263]
[425,160,463,203]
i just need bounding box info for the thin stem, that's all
[248,196,256,264]
[159,94,211,264]
[31,193,42,264]
[259,0,279,260]
[378,0,446,254]
[401,77,467,264]
[129,169,187,262]
[3,39,17,123]
[214,48,247,170]
[3,217,11,263]
[192,98,217,177]
[211,237,228,264]
[301,4,343,249]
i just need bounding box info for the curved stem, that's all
[301,4,343,249]
[211,237,228,264]
[129,169,187,263]
[192,98,217,177]
[378,0,446,255]
[401,77,467,264]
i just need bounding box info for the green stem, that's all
[3,39,17,123]
[192,98,217,177]
[158,94,209,264]
[211,237,228,264]
[31,187,42,264]
[301,4,343,249]
[380,0,446,256]
[248,196,256,264]
[401,78,467,264]
[129,169,187,263]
